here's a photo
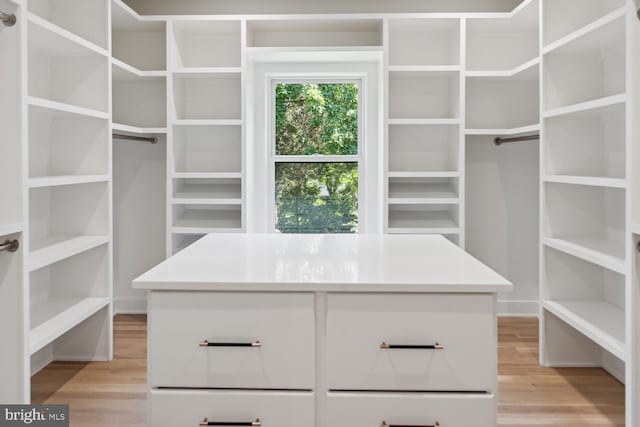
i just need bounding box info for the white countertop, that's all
[133,234,512,293]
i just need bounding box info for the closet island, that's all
[134,233,511,427]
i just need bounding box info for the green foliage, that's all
[275,83,359,233]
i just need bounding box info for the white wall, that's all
[113,136,166,313]
[124,0,522,15]
[466,136,539,316]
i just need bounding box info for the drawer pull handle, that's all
[380,342,444,350]
[199,418,261,426]
[381,422,440,427]
[199,340,262,348]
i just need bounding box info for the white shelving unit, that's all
[167,18,245,254]
[465,0,540,135]
[540,2,638,426]
[3,0,114,403]
[385,18,463,240]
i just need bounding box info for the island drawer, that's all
[149,292,315,389]
[326,293,496,392]
[326,392,495,427]
[151,390,314,427]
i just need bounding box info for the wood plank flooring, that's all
[31,315,625,426]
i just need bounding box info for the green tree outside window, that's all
[275,83,359,233]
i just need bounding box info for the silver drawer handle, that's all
[199,340,261,348]
[382,422,440,427]
[200,418,261,426]
[380,342,444,350]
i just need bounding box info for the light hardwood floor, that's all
[31,315,625,426]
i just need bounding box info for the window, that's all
[272,82,361,233]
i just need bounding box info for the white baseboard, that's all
[498,299,539,317]
[114,297,147,314]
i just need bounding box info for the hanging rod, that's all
[0,239,19,253]
[113,133,158,144]
[494,134,539,146]
[1,11,16,27]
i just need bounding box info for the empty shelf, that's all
[29,235,110,272]
[388,210,459,233]
[465,124,540,136]
[28,97,109,120]
[29,175,109,189]
[543,237,625,274]
[543,94,626,119]
[388,182,458,202]
[30,296,110,354]
[543,175,626,189]
[543,300,625,361]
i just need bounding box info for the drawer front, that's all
[326,293,496,391]
[151,390,314,427]
[327,392,495,427]
[150,292,315,389]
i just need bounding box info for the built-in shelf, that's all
[28,97,109,121]
[112,123,167,135]
[111,0,166,72]
[173,180,242,201]
[388,205,459,234]
[173,119,243,127]
[171,227,244,235]
[172,198,243,206]
[29,235,110,272]
[542,7,626,55]
[388,198,460,205]
[388,171,460,179]
[389,65,461,73]
[465,57,539,78]
[543,237,625,274]
[173,172,243,180]
[173,205,242,230]
[0,223,22,237]
[112,58,166,78]
[543,300,625,361]
[388,119,461,126]
[388,18,459,67]
[29,175,110,189]
[30,296,110,354]
[543,94,626,119]
[173,67,242,75]
[543,175,626,189]
[465,124,540,136]
[27,12,108,58]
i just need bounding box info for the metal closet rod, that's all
[494,134,539,146]
[1,10,16,27]
[113,133,158,144]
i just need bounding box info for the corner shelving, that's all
[466,65,539,132]
[27,0,108,50]
[20,0,113,398]
[111,0,165,71]
[466,0,539,72]
[540,0,632,400]
[542,12,625,112]
[27,17,109,113]
[112,61,167,129]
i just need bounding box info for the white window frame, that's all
[267,76,366,233]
